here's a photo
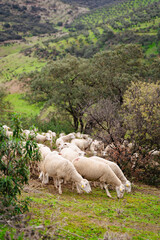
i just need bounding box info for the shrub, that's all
[0,114,40,216]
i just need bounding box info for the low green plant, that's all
[0,113,40,216]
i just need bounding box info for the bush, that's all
[0,114,40,216]
[106,144,160,186]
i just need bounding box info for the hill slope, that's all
[0,0,88,42]
[0,0,159,85]
[60,0,126,9]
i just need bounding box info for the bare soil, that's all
[5,79,28,94]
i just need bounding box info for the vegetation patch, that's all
[0,53,46,82]
[5,93,43,117]
[4,180,158,239]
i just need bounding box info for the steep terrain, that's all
[0,0,159,117]
[0,0,88,42]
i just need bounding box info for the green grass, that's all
[1,182,158,239]
[0,53,46,82]
[5,93,43,117]
[145,41,160,56]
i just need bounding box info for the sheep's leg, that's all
[76,183,83,194]
[43,173,49,184]
[54,178,58,189]
[103,184,112,198]
[39,171,43,181]
[100,182,104,190]
[93,181,98,187]
[58,180,62,194]
[72,182,75,190]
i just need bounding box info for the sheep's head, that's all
[116,184,125,198]
[79,179,91,193]
[69,133,76,139]
[79,151,85,157]
[125,180,131,193]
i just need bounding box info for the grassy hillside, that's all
[0,0,159,120]
[0,180,159,239]
[15,0,159,63]
[5,93,43,116]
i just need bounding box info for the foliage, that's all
[92,44,143,104]
[25,54,98,131]
[0,86,10,122]
[61,0,124,9]
[106,145,160,186]
[122,81,160,149]
[0,114,40,216]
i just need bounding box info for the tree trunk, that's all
[79,117,84,133]
[73,116,79,131]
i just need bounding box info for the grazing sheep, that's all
[61,133,75,142]
[38,149,59,182]
[36,133,52,144]
[56,137,65,149]
[38,144,51,159]
[90,156,131,193]
[90,140,104,155]
[71,138,92,151]
[72,157,125,198]
[60,148,80,162]
[149,150,160,156]
[102,143,116,156]
[6,130,13,138]
[2,125,10,131]
[47,130,56,138]
[59,142,85,156]
[56,133,76,150]
[59,133,65,137]
[75,133,89,139]
[41,153,92,194]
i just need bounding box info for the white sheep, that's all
[90,140,104,155]
[72,157,125,198]
[38,148,59,182]
[59,142,85,156]
[60,148,80,162]
[102,143,116,156]
[59,133,66,137]
[22,129,35,140]
[71,138,92,151]
[56,133,75,149]
[41,153,92,194]
[90,156,131,193]
[149,150,160,156]
[35,133,52,144]
[61,133,75,142]
[2,125,10,131]
[47,130,56,138]
[6,130,13,138]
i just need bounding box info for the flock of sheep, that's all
[2,125,143,199]
[2,124,160,200]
